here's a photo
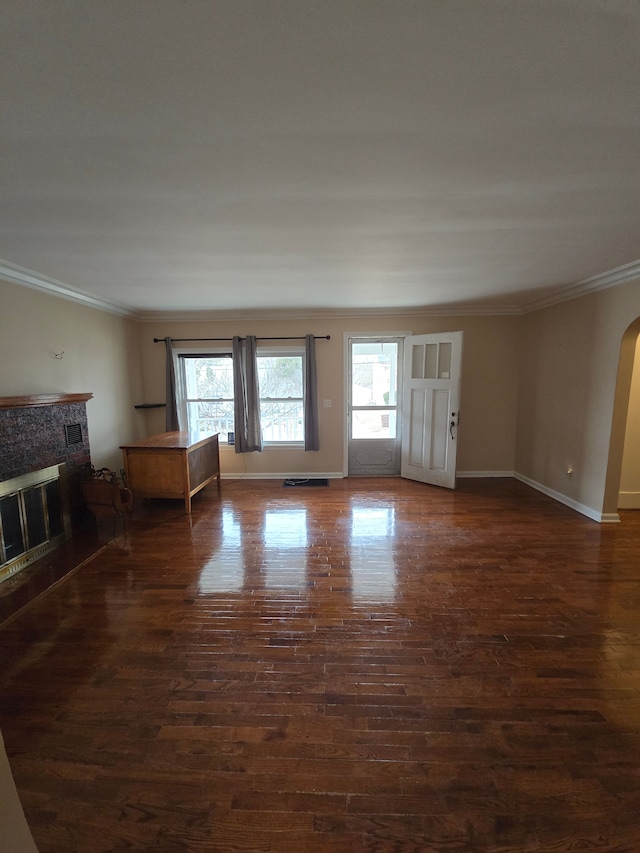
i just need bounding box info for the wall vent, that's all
[65,423,83,446]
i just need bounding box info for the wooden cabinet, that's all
[120,432,220,512]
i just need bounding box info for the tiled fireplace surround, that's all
[0,394,93,579]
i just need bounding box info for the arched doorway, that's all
[618,329,640,509]
[603,318,640,517]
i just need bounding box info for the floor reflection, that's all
[198,506,311,593]
[198,508,244,593]
[263,508,308,588]
[350,505,397,601]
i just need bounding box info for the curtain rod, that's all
[154,335,330,343]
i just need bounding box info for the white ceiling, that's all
[2,0,639,319]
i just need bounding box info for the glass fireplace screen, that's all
[0,465,69,580]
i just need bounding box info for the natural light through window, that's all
[183,355,234,441]
[181,350,304,444]
[350,342,398,439]
[258,353,304,444]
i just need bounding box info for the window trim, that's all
[176,345,306,447]
[257,346,305,447]
[178,348,233,442]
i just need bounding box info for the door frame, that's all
[604,317,640,517]
[342,331,411,476]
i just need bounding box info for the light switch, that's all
[323,399,332,408]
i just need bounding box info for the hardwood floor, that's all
[0,529,104,629]
[1,477,639,852]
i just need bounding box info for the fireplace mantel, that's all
[0,393,93,410]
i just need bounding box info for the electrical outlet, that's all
[323,399,332,408]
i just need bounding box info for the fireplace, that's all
[0,464,71,582]
[0,393,93,582]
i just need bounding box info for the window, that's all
[180,349,304,444]
[350,340,399,439]
[258,352,304,443]
[183,353,234,440]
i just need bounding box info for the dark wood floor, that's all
[1,477,639,852]
[0,528,104,629]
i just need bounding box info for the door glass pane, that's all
[352,410,397,439]
[425,344,438,378]
[351,342,398,406]
[438,343,452,379]
[411,344,424,379]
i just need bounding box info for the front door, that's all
[400,331,463,488]
[348,338,402,476]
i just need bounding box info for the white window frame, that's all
[178,347,234,443]
[176,345,305,447]
[257,346,305,447]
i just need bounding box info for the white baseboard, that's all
[225,471,514,481]
[514,472,619,524]
[618,491,640,510]
[457,470,515,478]
[217,470,626,523]
[221,472,344,481]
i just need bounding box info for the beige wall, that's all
[139,313,520,478]
[0,277,145,471]
[9,269,639,519]
[516,276,640,519]
[0,277,521,481]
[619,334,640,508]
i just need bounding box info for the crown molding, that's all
[0,260,135,318]
[135,302,522,323]
[3,256,639,322]
[523,259,640,314]
[0,261,520,320]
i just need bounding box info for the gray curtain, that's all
[232,335,263,453]
[304,334,320,451]
[164,337,180,431]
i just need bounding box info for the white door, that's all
[400,332,463,488]
[348,338,402,476]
